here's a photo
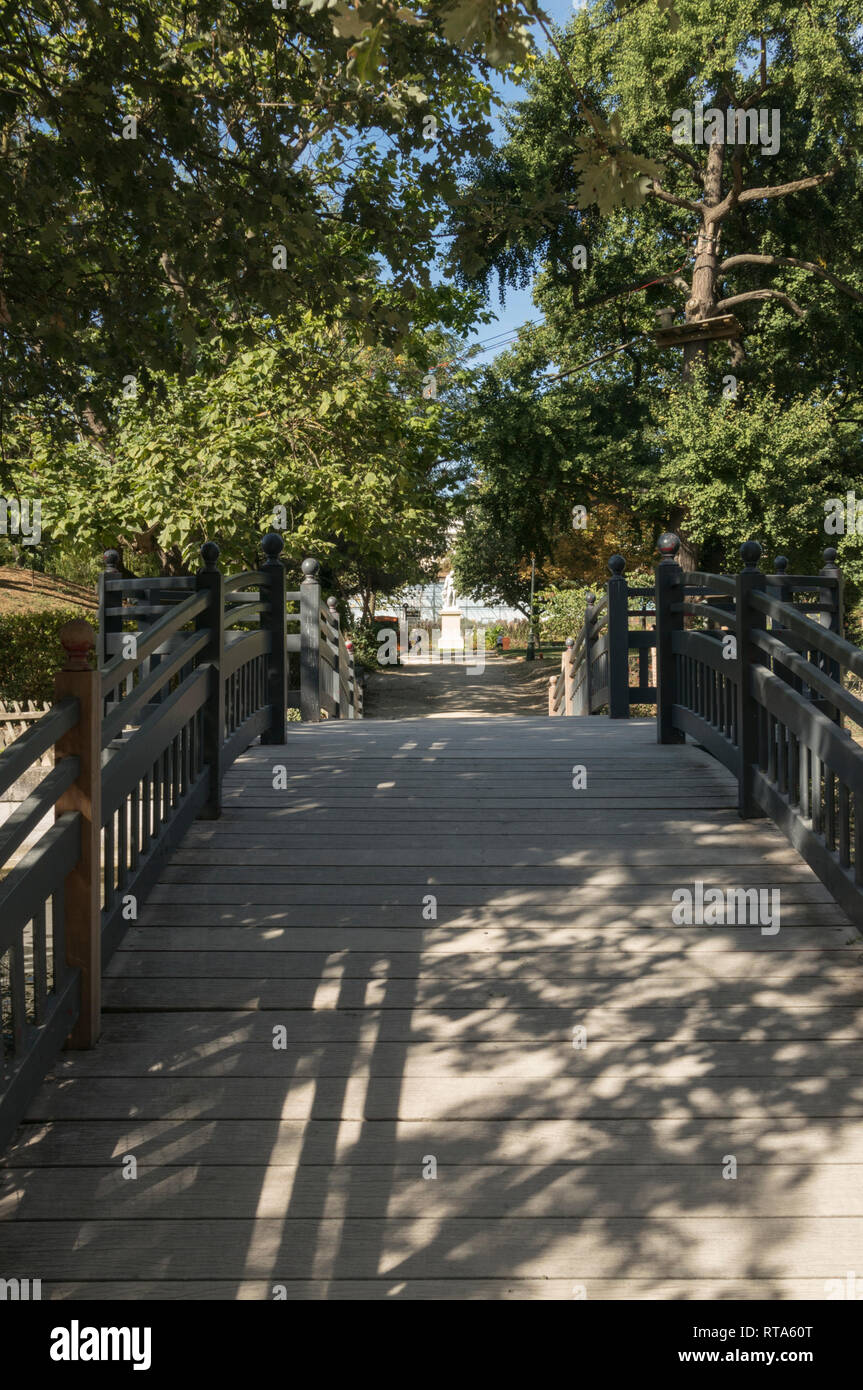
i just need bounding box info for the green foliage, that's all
[447,0,863,602]
[0,608,95,703]
[536,585,588,640]
[347,622,383,670]
[0,0,498,443]
[9,311,461,603]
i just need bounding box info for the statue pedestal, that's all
[439,608,464,652]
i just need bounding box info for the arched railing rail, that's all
[656,533,862,923]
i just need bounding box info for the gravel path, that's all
[360,653,555,719]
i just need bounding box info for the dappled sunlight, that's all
[3,716,863,1297]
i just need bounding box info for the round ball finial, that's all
[261,532,284,565]
[608,554,626,576]
[200,541,220,571]
[657,532,680,562]
[823,547,839,569]
[565,636,575,649]
[60,618,96,671]
[740,539,762,570]
[585,591,596,605]
[773,555,788,574]
[103,548,120,571]
[327,596,339,612]
[301,557,320,582]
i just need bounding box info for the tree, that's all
[10,308,461,602]
[0,0,501,453]
[447,0,863,576]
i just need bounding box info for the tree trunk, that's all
[682,128,726,381]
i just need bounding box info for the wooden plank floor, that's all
[2,716,863,1300]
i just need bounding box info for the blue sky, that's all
[457,0,584,365]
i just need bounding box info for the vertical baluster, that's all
[811,753,822,835]
[799,742,810,820]
[32,903,48,1024]
[130,783,140,872]
[10,938,27,1053]
[839,782,850,867]
[825,767,836,850]
[103,815,115,912]
[118,790,128,895]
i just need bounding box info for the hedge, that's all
[0,608,97,703]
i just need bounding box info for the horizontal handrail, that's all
[101,666,210,818]
[750,589,863,680]
[0,698,79,799]
[101,588,210,695]
[682,571,735,595]
[671,599,737,626]
[750,628,863,725]
[0,757,80,866]
[101,629,209,746]
[223,570,265,594]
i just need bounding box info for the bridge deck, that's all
[2,717,863,1299]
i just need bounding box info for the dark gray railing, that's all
[553,558,656,717]
[0,532,293,1149]
[653,532,863,923]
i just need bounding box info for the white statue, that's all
[442,571,457,609]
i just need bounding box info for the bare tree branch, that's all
[736,169,836,204]
[646,181,703,213]
[717,288,806,319]
[572,269,691,314]
[719,253,863,304]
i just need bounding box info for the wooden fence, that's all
[0,534,360,1150]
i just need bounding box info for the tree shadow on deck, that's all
[3,719,863,1299]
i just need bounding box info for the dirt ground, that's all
[0,566,97,617]
[361,652,556,718]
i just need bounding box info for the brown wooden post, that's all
[564,637,576,715]
[579,593,596,716]
[54,619,101,1048]
[327,596,341,719]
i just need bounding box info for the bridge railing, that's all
[655,532,863,924]
[0,624,98,1150]
[551,558,657,717]
[0,532,291,1149]
[295,557,363,722]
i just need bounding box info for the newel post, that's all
[97,549,122,671]
[260,532,287,745]
[606,553,629,719]
[654,532,684,744]
[820,546,844,723]
[54,619,101,1048]
[735,539,767,819]
[195,541,225,819]
[327,596,341,720]
[300,557,321,723]
[579,592,596,716]
[564,636,576,715]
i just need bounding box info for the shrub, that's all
[0,608,97,703]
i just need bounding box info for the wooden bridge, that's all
[2,533,863,1300]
